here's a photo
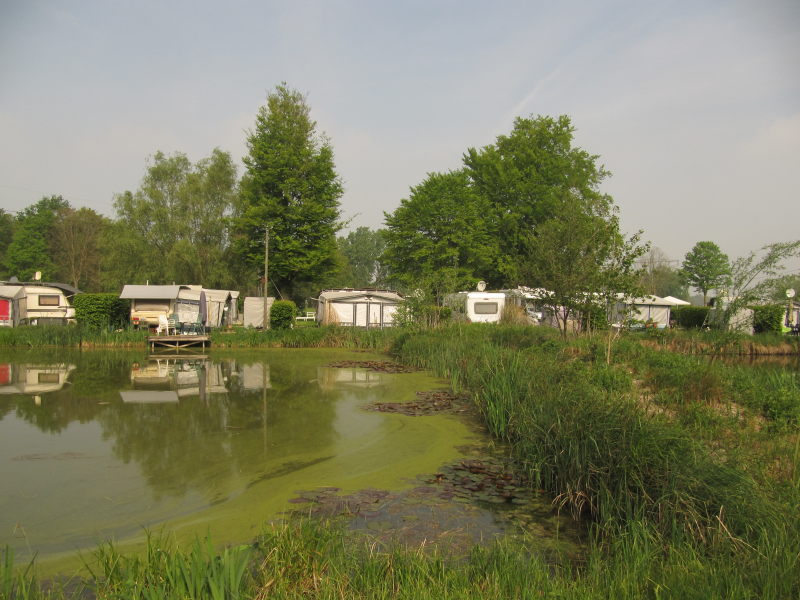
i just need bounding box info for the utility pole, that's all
[263,227,270,329]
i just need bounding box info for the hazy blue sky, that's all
[1,0,798,268]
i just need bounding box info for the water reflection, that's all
[0,363,75,395]
[317,366,384,390]
[126,356,229,402]
[1,350,462,560]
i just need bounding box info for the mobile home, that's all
[0,281,78,325]
[120,285,189,328]
[316,289,403,327]
[24,283,79,325]
[465,292,506,323]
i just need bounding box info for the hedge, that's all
[752,304,785,334]
[270,300,297,330]
[671,305,710,329]
[73,294,130,329]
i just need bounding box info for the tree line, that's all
[1,83,796,313]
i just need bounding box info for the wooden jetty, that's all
[148,334,210,351]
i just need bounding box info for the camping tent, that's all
[615,294,674,328]
[0,285,26,327]
[316,290,403,327]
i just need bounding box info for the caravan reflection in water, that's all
[124,357,228,402]
[0,350,473,567]
[0,363,75,395]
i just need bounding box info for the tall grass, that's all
[5,517,798,599]
[210,325,402,351]
[392,326,774,540]
[0,325,147,348]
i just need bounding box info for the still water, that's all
[0,349,476,567]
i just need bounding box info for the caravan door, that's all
[0,299,9,326]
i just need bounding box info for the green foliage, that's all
[713,240,800,331]
[51,206,108,291]
[3,195,68,281]
[680,241,731,305]
[383,170,498,293]
[235,84,343,302]
[393,289,451,329]
[464,115,613,285]
[767,273,800,302]
[671,305,710,328]
[752,304,785,334]
[581,301,611,332]
[72,294,130,329]
[83,534,252,599]
[109,149,238,289]
[269,300,297,330]
[520,206,648,337]
[391,325,770,541]
[335,227,387,288]
[0,325,147,347]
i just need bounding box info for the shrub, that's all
[73,294,130,329]
[752,304,784,334]
[671,306,710,329]
[270,300,296,330]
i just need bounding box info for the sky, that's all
[1,0,798,271]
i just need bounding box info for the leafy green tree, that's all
[108,149,238,288]
[680,241,731,305]
[336,227,388,288]
[234,84,343,302]
[519,200,648,341]
[99,219,160,291]
[464,115,612,286]
[710,240,800,330]
[4,195,69,281]
[383,170,498,299]
[767,274,800,302]
[51,206,109,291]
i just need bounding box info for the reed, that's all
[5,516,798,599]
[0,325,147,348]
[210,326,402,350]
[392,325,778,541]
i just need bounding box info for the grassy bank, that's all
[2,324,798,598]
[0,326,148,348]
[1,323,797,354]
[0,325,401,351]
[634,327,800,355]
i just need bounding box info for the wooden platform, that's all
[148,334,210,350]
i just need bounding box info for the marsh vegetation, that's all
[2,324,799,599]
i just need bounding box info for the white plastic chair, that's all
[156,314,170,335]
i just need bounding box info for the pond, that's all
[0,348,581,572]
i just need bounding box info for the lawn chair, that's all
[156,314,170,335]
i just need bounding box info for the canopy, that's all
[120,285,186,300]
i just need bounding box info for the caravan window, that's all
[38,295,60,306]
[38,372,60,384]
[474,302,499,314]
